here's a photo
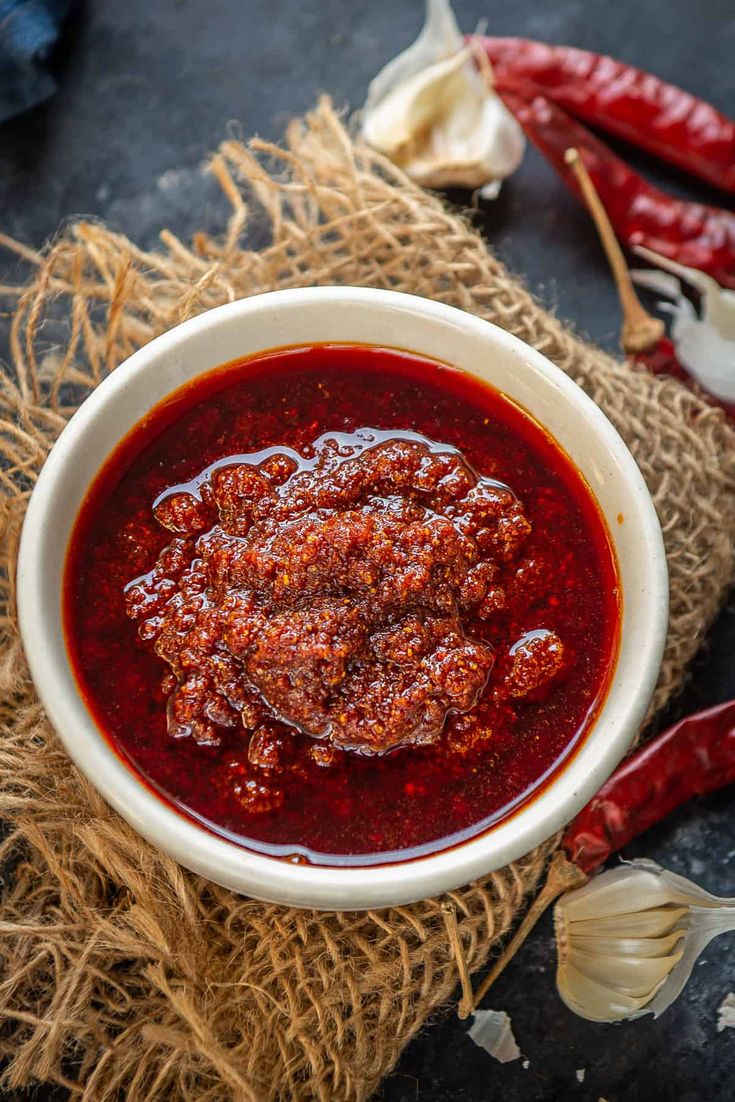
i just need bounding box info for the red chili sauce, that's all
[64,344,620,865]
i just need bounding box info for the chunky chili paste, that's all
[64,344,619,864]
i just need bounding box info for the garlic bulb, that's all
[631,247,735,405]
[555,859,735,1022]
[361,0,525,197]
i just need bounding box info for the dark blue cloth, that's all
[0,0,70,122]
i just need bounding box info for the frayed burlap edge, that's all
[1,99,734,1101]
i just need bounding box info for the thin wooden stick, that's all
[470,852,588,1012]
[564,148,665,355]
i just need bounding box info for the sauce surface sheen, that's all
[64,344,620,865]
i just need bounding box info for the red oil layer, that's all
[64,344,620,866]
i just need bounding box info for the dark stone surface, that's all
[1,1,733,1099]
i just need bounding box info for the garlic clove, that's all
[362,0,525,194]
[631,247,735,404]
[567,946,684,999]
[562,864,698,921]
[634,246,735,340]
[559,963,655,1022]
[568,930,686,959]
[363,47,471,159]
[567,907,689,939]
[363,0,462,114]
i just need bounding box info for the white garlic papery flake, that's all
[361,0,525,197]
[717,992,735,1032]
[631,246,735,405]
[555,860,735,1023]
[467,1008,521,1063]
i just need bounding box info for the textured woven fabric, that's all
[1,100,734,1101]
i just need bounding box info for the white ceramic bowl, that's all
[17,287,668,910]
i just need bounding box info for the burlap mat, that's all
[1,100,734,1101]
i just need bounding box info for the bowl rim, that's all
[17,286,669,909]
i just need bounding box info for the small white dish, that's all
[17,287,668,910]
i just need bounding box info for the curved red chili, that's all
[563,699,735,874]
[498,86,735,289]
[469,699,735,1004]
[476,37,735,195]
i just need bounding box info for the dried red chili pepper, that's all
[476,37,735,195]
[470,698,735,1009]
[629,336,682,379]
[564,699,735,874]
[496,86,735,290]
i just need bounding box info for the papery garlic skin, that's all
[467,1008,521,1063]
[631,247,735,405]
[362,0,525,196]
[555,859,735,1023]
[718,992,735,1032]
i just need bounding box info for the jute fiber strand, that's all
[1,100,734,1101]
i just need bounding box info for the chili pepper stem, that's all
[468,851,587,1015]
[564,148,666,355]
